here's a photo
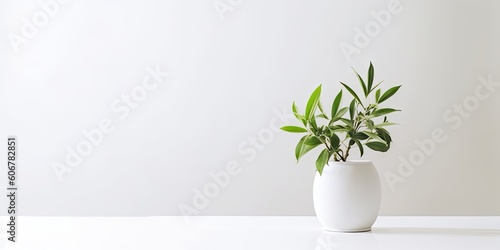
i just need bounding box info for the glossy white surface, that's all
[0,216,498,249]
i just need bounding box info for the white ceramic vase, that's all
[313,160,381,232]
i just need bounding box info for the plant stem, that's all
[323,141,331,151]
[340,154,346,162]
[344,143,351,161]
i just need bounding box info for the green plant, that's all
[280,62,401,175]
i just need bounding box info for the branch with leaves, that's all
[281,62,402,175]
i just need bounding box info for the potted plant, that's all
[281,62,401,232]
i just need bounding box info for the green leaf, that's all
[324,127,332,137]
[352,132,369,140]
[365,119,375,130]
[316,149,330,175]
[295,135,320,161]
[292,102,300,119]
[318,126,325,135]
[372,80,384,92]
[329,125,348,133]
[330,133,340,149]
[316,114,329,119]
[366,141,389,152]
[329,125,345,129]
[330,107,348,124]
[331,90,342,118]
[295,135,307,161]
[318,100,328,119]
[292,102,307,127]
[367,62,374,92]
[371,108,400,117]
[374,122,398,128]
[309,116,318,131]
[304,136,322,146]
[352,68,368,97]
[378,85,401,104]
[305,85,322,121]
[363,131,384,142]
[340,82,363,108]
[376,127,392,145]
[300,118,307,127]
[354,139,364,157]
[349,99,356,121]
[340,118,353,128]
[375,89,381,103]
[280,126,308,133]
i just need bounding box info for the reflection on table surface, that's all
[0,216,498,250]
[184,217,500,250]
[315,227,500,250]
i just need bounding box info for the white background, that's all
[0,0,499,216]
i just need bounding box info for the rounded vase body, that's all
[313,160,381,232]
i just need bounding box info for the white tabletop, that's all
[0,216,499,250]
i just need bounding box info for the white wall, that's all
[0,0,499,216]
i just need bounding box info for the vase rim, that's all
[329,160,372,164]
